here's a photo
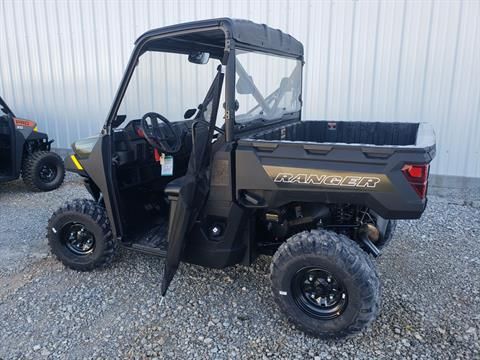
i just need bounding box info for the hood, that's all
[72,135,100,159]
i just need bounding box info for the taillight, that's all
[402,164,429,199]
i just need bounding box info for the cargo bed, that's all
[249,120,435,149]
[235,120,436,219]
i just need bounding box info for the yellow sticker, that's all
[70,155,83,170]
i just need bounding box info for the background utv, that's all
[0,95,64,191]
[47,18,435,338]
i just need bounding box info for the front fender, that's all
[65,154,87,176]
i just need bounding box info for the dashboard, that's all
[113,119,192,166]
[112,119,193,189]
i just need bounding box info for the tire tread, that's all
[22,151,65,191]
[270,229,381,339]
[47,199,117,271]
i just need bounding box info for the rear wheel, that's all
[22,151,65,191]
[270,230,380,339]
[47,199,117,271]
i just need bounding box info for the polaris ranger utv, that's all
[47,18,435,338]
[0,95,64,191]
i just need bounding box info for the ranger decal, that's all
[263,165,393,192]
[273,173,381,188]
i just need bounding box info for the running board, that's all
[129,243,167,257]
[124,221,168,257]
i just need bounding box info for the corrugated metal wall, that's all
[1,0,479,177]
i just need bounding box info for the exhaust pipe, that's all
[359,224,381,257]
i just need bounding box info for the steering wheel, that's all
[140,112,182,154]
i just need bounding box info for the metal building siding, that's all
[0,0,479,177]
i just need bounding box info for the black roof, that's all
[135,18,304,58]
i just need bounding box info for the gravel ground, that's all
[0,174,479,359]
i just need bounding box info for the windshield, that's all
[235,50,302,124]
[115,51,224,128]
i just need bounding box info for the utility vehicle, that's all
[0,95,64,191]
[47,18,436,338]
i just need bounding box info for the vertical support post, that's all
[224,40,236,142]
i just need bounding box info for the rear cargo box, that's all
[251,120,432,148]
[236,120,436,219]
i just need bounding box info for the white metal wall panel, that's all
[0,0,479,177]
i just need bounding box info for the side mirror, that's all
[236,76,254,95]
[188,51,210,65]
[112,114,126,127]
[184,108,197,119]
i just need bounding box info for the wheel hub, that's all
[292,267,347,319]
[62,223,95,255]
[39,164,57,182]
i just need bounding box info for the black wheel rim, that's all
[39,163,57,183]
[292,267,348,320]
[61,223,95,255]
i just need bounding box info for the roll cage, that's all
[103,18,304,142]
[73,18,304,244]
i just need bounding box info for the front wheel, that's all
[270,230,381,339]
[47,199,117,271]
[22,151,65,191]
